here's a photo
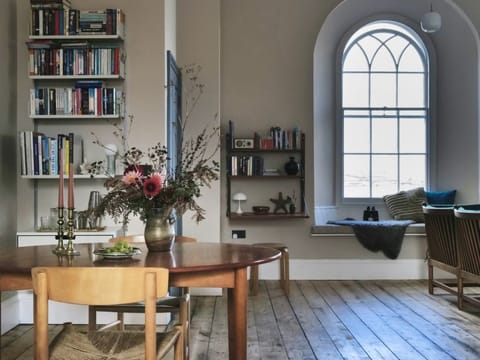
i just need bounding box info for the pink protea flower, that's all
[123,170,142,185]
[143,173,164,197]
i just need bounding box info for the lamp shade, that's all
[421,11,441,33]
[232,192,247,201]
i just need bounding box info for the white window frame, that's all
[338,20,431,202]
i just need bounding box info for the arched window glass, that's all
[341,21,428,199]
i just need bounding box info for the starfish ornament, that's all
[270,192,292,214]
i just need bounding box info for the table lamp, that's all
[232,192,247,215]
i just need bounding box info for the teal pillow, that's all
[426,190,456,205]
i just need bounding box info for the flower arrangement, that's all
[89,65,219,225]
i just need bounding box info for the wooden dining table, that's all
[0,241,281,360]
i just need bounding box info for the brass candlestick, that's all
[53,207,66,254]
[65,207,79,256]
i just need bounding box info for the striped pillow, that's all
[383,187,426,223]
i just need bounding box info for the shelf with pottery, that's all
[226,123,307,219]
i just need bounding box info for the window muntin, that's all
[341,21,428,199]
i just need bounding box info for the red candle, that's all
[58,143,64,208]
[68,133,74,209]
[68,164,74,209]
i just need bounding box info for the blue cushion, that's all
[425,190,456,205]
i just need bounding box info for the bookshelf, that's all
[226,122,308,220]
[18,1,126,233]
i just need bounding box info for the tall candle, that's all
[58,140,64,208]
[68,133,74,209]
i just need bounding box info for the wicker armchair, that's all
[453,207,480,309]
[422,205,459,303]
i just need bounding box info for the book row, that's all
[19,131,83,177]
[230,155,265,176]
[30,8,125,36]
[254,127,303,150]
[28,46,124,76]
[30,86,122,116]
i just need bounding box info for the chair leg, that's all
[458,275,464,310]
[428,263,434,294]
[283,250,290,296]
[88,306,97,333]
[117,312,125,331]
[250,265,259,295]
[179,292,189,359]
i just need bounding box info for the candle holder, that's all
[52,207,66,255]
[65,207,79,256]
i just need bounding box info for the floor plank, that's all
[2,280,480,360]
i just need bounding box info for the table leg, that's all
[227,267,247,360]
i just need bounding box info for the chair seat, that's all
[50,323,181,360]
[93,295,187,314]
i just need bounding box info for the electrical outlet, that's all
[232,230,246,239]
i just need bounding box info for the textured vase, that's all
[144,208,176,252]
[284,157,299,175]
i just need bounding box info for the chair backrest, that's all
[454,208,480,277]
[110,234,197,244]
[422,205,457,266]
[32,267,169,360]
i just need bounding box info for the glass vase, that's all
[144,207,176,252]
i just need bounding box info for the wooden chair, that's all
[32,266,183,360]
[453,207,480,309]
[88,234,196,359]
[422,205,459,302]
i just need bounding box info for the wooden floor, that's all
[2,280,480,359]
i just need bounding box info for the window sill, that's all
[310,223,426,237]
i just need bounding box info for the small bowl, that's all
[252,206,270,215]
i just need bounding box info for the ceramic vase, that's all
[284,157,299,175]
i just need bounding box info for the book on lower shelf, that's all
[19,131,83,176]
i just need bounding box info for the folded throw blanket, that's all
[327,220,415,259]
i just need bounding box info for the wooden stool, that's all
[250,242,289,296]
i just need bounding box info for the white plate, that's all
[94,247,142,260]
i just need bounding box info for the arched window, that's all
[341,21,429,199]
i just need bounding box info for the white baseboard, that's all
[1,293,21,334]
[253,258,431,280]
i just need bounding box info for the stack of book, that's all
[254,127,303,150]
[27,41,125,76]
[230,155,264,176]
[19,131,83,176]
[30,1,125,37]
[30,83,122,116]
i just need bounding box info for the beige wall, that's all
[177,0,221,244]
[0,0,17,248]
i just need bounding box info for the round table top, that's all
[0,242,281,275]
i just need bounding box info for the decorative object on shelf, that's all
[89,65,220,251]
[252,206,270,215]
[54,133,79,256]
[234,138,254,149]
[233,192,247,215]
[420,4,442,33]
[284,156,299,175]
[270,192,292,214]
[104,144,118,175]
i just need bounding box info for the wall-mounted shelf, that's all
[226,123,307,220]
[229,212,309,220]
